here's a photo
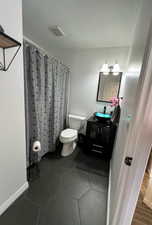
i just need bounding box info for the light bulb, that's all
[101,63,110,75]
[113,63,120,75]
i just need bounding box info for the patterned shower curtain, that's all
[23,41,69,166]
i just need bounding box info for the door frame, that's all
[111,23,152,225]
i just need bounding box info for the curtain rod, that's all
[23,36,70,71]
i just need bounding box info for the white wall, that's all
[109,0,152,224]
[0,0,27,214]
[55,47,129,118]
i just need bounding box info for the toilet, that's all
[60,114,86,157]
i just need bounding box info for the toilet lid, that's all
[61,129,77,138]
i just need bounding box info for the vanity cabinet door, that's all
[86,122,99,140]
[86,122,111,145]
[98,125,111,145]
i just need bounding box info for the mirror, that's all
[97,72,122,102]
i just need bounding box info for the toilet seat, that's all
[60,129,78,143]
[61,129,77,138]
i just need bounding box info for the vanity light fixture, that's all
[113,62,120,76]
[100,62,120,76]
[101,62,110,75]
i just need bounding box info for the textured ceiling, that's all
[23,0,142,50]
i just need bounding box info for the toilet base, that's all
[61,141,77,157]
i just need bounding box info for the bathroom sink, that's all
[94,112,112,122]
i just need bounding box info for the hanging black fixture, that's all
[0,25,21,71]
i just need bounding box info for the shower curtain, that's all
[23,41,69,166]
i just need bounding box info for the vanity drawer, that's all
[92,144,104,154]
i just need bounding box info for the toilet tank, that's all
[68,114,86,130]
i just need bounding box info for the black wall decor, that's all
[0,26,21,71]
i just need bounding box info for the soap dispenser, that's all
[103,106,106,114]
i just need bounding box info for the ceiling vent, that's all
[49,26,65,37]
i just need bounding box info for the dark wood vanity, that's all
[83,71,122,159]
[84,111,119,159]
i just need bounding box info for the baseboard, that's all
[106,160,111,225]
[0,182,29,216]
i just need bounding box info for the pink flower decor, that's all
[110,97,120,107]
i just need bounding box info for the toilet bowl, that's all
[60,129,78,157]
[60,114,86,157]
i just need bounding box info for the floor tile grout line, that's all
[77,188,91,201]
[88,172,93,188]
[76,199,82,225]
[23,195,41,209]
[88,173,109,194]
[76,166,109,178]
[91,187,108,194]
[36,207,41,225]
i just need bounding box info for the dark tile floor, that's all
[0,147,109,225]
